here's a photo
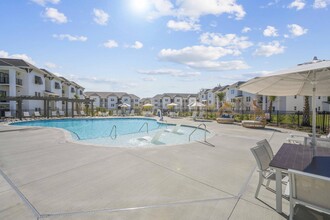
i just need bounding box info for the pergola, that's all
[0,96,94,120]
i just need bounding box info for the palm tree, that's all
[302,96,310,126]
[216,92,225,108]
[268,96,276,122]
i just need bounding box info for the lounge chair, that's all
[287,132,330,147]
[130,110,135,116]
[117,110,122,116]
[145,111,152,117]
[73,111,78,116]
[250,145,288,198]
[34,111,41,118]
[23,111,31,119]
[112,110,117,116]
[138,131,164,144]
[5,111,13,119]
[80,110,86,116]
[103,111,109,117]
[191,111,197,120]
[165,124,184,134]
[59,111,65,117]
[288,169,330,220]
[51,111,58,117]
[197,111,204,119]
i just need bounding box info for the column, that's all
[262,95,266,111]
[9,69,16,112]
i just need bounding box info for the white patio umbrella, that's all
[119,103,131,108]
[142,103,153,107]
[239,58,330,154]
[189,101,206,107]
[167,103,178,107]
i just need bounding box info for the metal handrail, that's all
[189,123,207,142]
[109,125,117,140]
[138,122,149,133]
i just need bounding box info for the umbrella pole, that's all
[311,83,317,156]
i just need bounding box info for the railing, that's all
[109,125,117,140]
[138,122,148,133]
[16,78,23,86]
[189,123,207,142]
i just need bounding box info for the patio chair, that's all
[80,110,86,116]
[59,111,65,117]
[256,139,274,160]
[112,110,118,116]
[23,111,31,119]
[250,145,288,198]
[5,111,13,119]
[138,130,164,144]
[34,111,41,118]
[51,111,58,117]
[165,124,184,134]
[287,132,330,147]
[191,111,197,120]
[288,169,330,220]
[130,110,135,116]
[73,111,78,116]
[118,110,122,116]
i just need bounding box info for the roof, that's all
[84,92,140,99]
[229,81,246,88]
[0,58,43,73]
[40,69,62,81]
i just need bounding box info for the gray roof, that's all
[0,58,42,73]
[229,81,246,88]
[152,93,197,99]
[85,92,140,99]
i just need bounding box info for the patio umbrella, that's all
[189,101,206,107]
[167,103,178,107]
[239,58,330,153]
[142,103,153,107]
[120,103,131,108]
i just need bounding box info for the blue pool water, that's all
[11,118,211,147]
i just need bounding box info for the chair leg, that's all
[289,202,294,220]
[255,172,263,198]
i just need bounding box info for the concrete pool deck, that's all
[0,117,301,219]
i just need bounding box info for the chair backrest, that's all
[256,139,274,159]
[23,112,30,117]
[250,145,271,171]
[151,131,163,143]
[59,111,64,116]
[34,112,41,117]
[52,111,57,116]
[192,111,197,117]
[73,111,78,116]
[289,169,330,212]
[5,111,12,117]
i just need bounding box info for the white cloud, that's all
[200,33,253,51]
[313,0,330,8]
[53,34,87,42]
[263,26,278,37]
[287,24,308,37]
[44,62,58,69]
[167,19,200,31]
[138,69,201,77]
[141,77,157,81]
[254,41,285,57]
[158,45,249,71]
[147,0,245,20]
[103,40,119,48]
[0,50,36,65]
[288,0,306,10]
[242,27,251,33]
[43,7,67,24]
[131,41,144,49]
[93,9,109,26]
[31,0,60,6]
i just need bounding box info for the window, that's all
[318,106,320,111]
[34,76,43,85]
[176,99,180,102]
[272,106,275,111]
[0,71,9,84]
[294,106,297,111]
[155,104,158,107]
[110,98,115,101]
[71,87,75,93]
[135,99,138,102]
[80,90,83,95]
[318,96,321,99]
[294,95,297,99]
[35,107,41,112]
[231,90,234,94]
[0,90,6,102]
[55,82,61,89]
[111,104,114,107]
[246,97,251,102]
[208,94,211,97]
[165,99,169,102]
[35,92,41,97]
[124,98,128,102]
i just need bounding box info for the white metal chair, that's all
[288,169,330,220]
[250,145,288,198]
[23,111,30,118]
[34,111,41,117]
[256,139,274,159]
[288,132,330,148]
[51,111,58,117]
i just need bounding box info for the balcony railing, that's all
[0,77,9,84]
[16,78,23,86]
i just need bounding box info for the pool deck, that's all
[0,117,306,219]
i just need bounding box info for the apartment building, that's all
[151,93,197,111]
[0,58,85,116]
[84,92,140,110]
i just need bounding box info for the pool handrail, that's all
[189,123,207,142]
[109,125,117,140]
[138,122,149,133]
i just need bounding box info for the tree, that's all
[216,92,226,108]
[268,96,276,122]
[302,96,310,126]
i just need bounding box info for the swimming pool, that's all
[11,118,212,147]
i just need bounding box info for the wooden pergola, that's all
[0,96,94,120]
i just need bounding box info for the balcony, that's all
[0,77,9,84]
[16,78,23,86]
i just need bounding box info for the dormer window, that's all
[55,82,61,89]
[71,87,75,93]
[34,76,43,85]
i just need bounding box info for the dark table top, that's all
[269,143,330,177]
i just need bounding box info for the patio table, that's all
[269,143,330,213]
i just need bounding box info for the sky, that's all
[0,0,330,98]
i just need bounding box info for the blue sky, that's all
[0,0,329,97]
